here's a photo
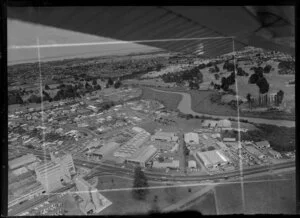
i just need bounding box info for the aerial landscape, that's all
[6,5,296,216]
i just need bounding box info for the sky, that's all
[7,19,161,65]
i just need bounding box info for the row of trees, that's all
[161,66,203,84]
[8,76,125,105]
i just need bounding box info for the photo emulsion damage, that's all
[5,5,296,216]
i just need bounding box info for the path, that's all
[162,185,216,212]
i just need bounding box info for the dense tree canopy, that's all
[132,167,149,200]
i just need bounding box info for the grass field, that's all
[214,173,296,214]
[140,87,182,110]
[95,175,206,215]
[189,90,238,116]
[186,190,217,215]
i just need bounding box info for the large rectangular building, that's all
[245,146,266,159]
[196,150,229,168]
[152,160,180,169]
[51,153,76,175]
[126,145,157,167]
[114,130,150,158]
[9,154,37,170]
[74,176,112,215]
[151,132,178,142]
[91,142,120,159]
[35,161,65,193]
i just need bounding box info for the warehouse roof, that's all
[184,132,199,144]
[152,160,180,168]
[197,150,229,166]
[93,142,120,156]
[255,140,270,147]
[126,145,157,163]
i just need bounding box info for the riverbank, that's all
[145,87,295,127]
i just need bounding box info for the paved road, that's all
[32,150,295,182]
[10,149,295,216]
[148,88,295,127]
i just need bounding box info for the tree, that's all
[94,84,102,90]
[221,77,229,91]
[249,73,259,84]
[92,79,97,86]
[107,77,114,86]
[214,73,220,80]
[263,65,272,74]
[114,80,122,89]
[132,167,149,200]
[45,84,50,90]
[246,93,252,109]
[276,90,284,105]
[256,77,269,94]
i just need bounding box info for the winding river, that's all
[149,88,295,127]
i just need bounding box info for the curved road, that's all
[149,88,295,127]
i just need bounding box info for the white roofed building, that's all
[91,142,120,159]
[114,130,150,158]
[245,146,266,159]
[126,145,157,167]
[188,160,197,168]
[268,149,282,159]
[152,160,180,169]
[255,140,271,149]
[184,132,199,145]
[35,161,65,193]
[196,150,229,169]
[151,132,178,142]
[217,119,232,128]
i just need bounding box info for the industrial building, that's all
[184,132,199,145]
[202,119,231,129]
[216,141,228,150]
[90,142,120,159]
[255,140,271,149]
[126,145,157,167]
[50,152,76,175]
[202,120,218,128]
[223,137,236,142]
[268,149,282,159]
[74,176,112,215]
[217,119,232,128]
[245,146,266,159]
[196,150,229,168]
[188,160,197,168]
[151,132,178,142]
[152,160,180,169]
[9,154,37,170]
[114,130,150,158]
[35,160,71,193]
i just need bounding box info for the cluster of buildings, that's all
[179,119,285,171]
[74,176,112,215]
[8,151,77,210]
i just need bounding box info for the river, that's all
[149,88,295,127]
